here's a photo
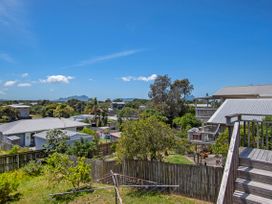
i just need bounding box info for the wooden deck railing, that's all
[217,122,240,204]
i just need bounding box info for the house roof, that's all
[34,129,92,140]
[208,99,272,124]
[213,84,272,98]
[110,132,121,138]
[8,104,30,108]
[0,117,89,135]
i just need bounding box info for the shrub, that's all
[46,153,92,189]
[212,129,229,157]
[22,160,43,176]
[0,173,19,203]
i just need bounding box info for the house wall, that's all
[35,137,46,150]
[3,133,25,146]
[18,108,30,119]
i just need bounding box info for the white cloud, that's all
[65,49,144,68]
[21,73,29,78]
[0,53,15,63]
[17,82,31,87]
[3,80,16,87]
[121,74,157,82]
[40,75,74,84]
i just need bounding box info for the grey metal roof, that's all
[0,117,89,135]
[34,129,92,140]
[208,99,272,124]
[213,85,272,98]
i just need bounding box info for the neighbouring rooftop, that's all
[208,99,272,124]
[213,84,272,98]
[0,117,89,135]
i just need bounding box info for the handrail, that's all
[217,122,240,204]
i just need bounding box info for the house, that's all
[34,129,93,150]
[109,132,121,141]
[69,114,95,122]
[111,101,125,110]
[0,117,89,147]
[188,99,272,144]
[8,104,31,119]
[195,84,272,122]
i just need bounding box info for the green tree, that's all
[68,138,96,157]
[116,117,175,161]
[46,153,92,189]
[0,106,19,122]
[53,104,74,118]
[173,113,201,130]
[148,75,193,122]
[212,129,229,157]
[43,129,69,154]
[118,107,138,120]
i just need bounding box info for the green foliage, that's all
[43,129,69,154]
[212,129,229,157]
[173,113,201,130]
[67,99,86,114]
[7,145,29,155]
[53,104,74,118]
[68,138,96,157]
[118,107,138,120]
[0,172,20,203]
[80,127,96,136]
[8,145,20,154]
[22,160,43,176]
[139,108,167,122]
[116,117,175,161]
[46,153,92,189]
[0,106,19,122]
[148,75,193,122]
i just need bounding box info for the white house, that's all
[8,104,31,119]
[0,117,89,147]
[34,129,93,150]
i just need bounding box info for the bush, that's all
[0,173,20,203]
[46,153,92,189]
[22,160,43,176]
[212,129,229,157]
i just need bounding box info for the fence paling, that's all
[0,150,47,173]
[92,159,223,202]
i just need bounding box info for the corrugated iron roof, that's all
[213,85,272,98]
[208,99,272,124]
[0,117,89,135]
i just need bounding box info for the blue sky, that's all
[1,0,272,100]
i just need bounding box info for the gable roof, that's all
[208,99,272,124]
[0,117,89,135]
[213,85,272,98]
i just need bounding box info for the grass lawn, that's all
[164,154,194,165]
[7,169,208,204]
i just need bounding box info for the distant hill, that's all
[57,95,90,102]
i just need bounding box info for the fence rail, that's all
[0,150,47,173]
[90,159,223,202]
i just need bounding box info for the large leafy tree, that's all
[0,106,19,122]
[148,75,193,122]
[116,117,175,161]
[67,99,86,114]
[53,104,74,118]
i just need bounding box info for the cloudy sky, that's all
[1,0,272,100]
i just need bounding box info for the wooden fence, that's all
[0,150,47,173]
[90,159,223,202]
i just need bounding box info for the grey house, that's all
[34,130,93,150]
[0,117,89,147]
[8,104,31,119]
